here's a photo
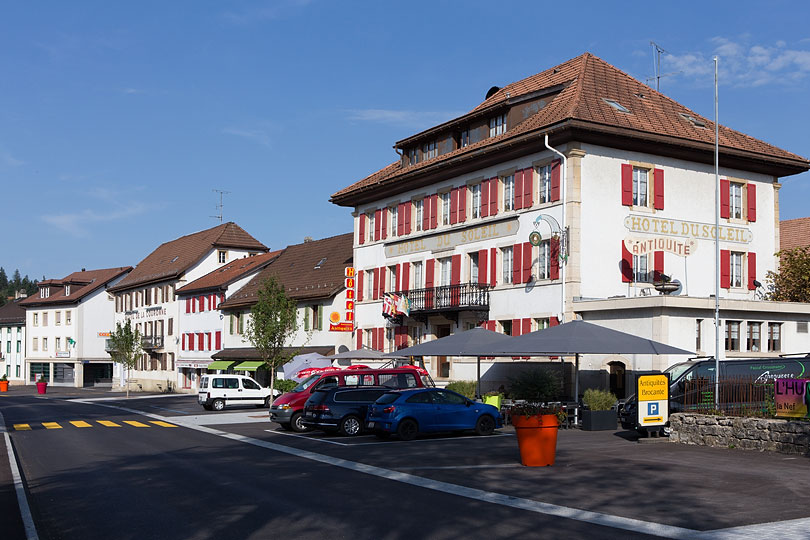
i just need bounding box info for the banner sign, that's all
[329,322,354,332]
[636,372,670,428]
[330,267,355,332]
[775,379,810,418]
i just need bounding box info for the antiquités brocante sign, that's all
[384,217,519,257]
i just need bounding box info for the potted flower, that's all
[0,374,8,392]
[483,390,504,410]
[36,375,48,395]
[581,388,618,431]
[507,369,563,467]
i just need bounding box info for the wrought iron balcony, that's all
[405,283,490,314]
[141,335,164,349]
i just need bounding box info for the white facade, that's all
[1,323,24,382]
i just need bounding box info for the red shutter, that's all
[182,333,186,350]
[395,264,401,292]
[514,170,523,210]
[200,295,206,312]
[489,178,498,216]
[381,208,388,239]
[487,321,496,331]
[191,297,196,313]
[397,204,405,236]
[378,267,386,297]
[220,293,226,304]
[215,331,221,350]
[490,247,497,287]
[720,179,730,219]
[372,268,379,300]
[621,241,633,283]
[512,319,522,337]
[357,331,363,350]
[451,254,461,285]
[551,159,561,202]
[377,328,385,352]
[422,199,430,231]
[450,188,458,225]
[748,252,757,290]
[374,209,382,240]
[404,201,412,234]
[357,270,364,302]
[198,333,204,351]
[522,318,532,336]
[189,333,195,351]
[747,183,757,222]
[513,243,522,284]
[371,328,378,351]
[458,185,467,222]
[430,194,438,229]
[523,168,533,208]
[550,317,560,327]
[621,163,633,206]
[426,259,435,288]
[206,332,212,351]
[721,250,730,288]
[550,237,560,280]
[654,168,664,210]
[522,242,532,283]
[185,298,190,314]
[654,251,664,282]
[359,213,366,245]
[481,181,490,218]
[478,249,488,285]
[401,263,410,293]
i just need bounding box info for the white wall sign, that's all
[624,236,698,257]
[384,217,519,257]
[624,215,752,244]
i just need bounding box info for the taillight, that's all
[312,404,330,412]
[383,406,395,414]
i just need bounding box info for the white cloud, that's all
[347,108,465,130]
[42,203,150,237]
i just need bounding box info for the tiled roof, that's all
[211,345,335,360]
[332,52,809,205]
[109,222,268,292]
[0,298,26,325]
[220,233,353,309]
[176,250,283,295]
[780,217,810,252]
[19,267,132,307]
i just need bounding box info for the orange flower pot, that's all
[0,380,8,392]
[36,382,47,395]
[512,414,559,466]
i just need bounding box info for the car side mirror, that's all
[466,400,472,407]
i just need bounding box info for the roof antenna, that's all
[645,41,679,92]
[211,189,231,223]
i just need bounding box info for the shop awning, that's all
[233,361,264,371]
[208,360,235,371]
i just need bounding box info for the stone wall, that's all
[670,413,810,456]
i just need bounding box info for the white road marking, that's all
[0,410,39,540]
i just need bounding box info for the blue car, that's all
[366,388,502,441]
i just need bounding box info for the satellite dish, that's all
[337,345,349,354]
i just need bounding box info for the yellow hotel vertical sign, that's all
[636,373,669,427]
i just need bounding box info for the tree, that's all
[108,320,142,398]
[766,246,810,303]
[243,275,299,400]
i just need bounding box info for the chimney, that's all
[304,236,313,243]
[15,290,28,299]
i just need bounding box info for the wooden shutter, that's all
[720,179,730,219]
[490,247,497,287]
[185,298,190,314]
[478,249,488,285]
[450,188,458,225]
[206,332,212,351]
[401,263,410,292]
[551,159,561,202]
[381,208,388,239]
[374,209,382,240]
[404,201,412,234]
[481,181,490,217]
[317,305,323,331]
[377,328,385,352]
[371,328,378,351]
[523,168,533,208]
[512,319,522,336]
[720,250,730,288]
[422,199,430,231]
[356,331,363,350]
[181,333,186,350]
[458,185,467,222]
[654,251,664,282]
[621,163,633,206]
[654,168,664,210]
[430,194,438,229]
[395,264,401,292]
[747,183,757,222]
[550,237,560,280]
[489,178,498,216]
[357,270,364,302]
[621,241,633,283]
[215,331,221,350]
[514,170,523,210]
[304,307,310,331]
[748,252,757,290]
[522,242,532,283]
[522,318,532,336]
[378,267,386,297]
[425,258,435,308]
[397,204,405,236]
[512,243,522,284]
[451,254,461,285]
[372,268,380,300]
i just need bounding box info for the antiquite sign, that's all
[624,215,752,244]
[624,236,698,257]
[775,379,810,418]
[384,217,519,257]
[636,372,670,428]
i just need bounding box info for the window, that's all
[366,269,374,299]
[56,311,61,326]
[33,313,38,326]
[696,319,703,351]
[413,261,423,289]
[747,322,761,352]
[725,321,740,351]
[730,182,744,219]
[471,183,481,219]
[730,252,744,288]
[500,320,513,336]
[439,258,452,286]
[390,205,398,237]
[604,98,630,113]
[66,311,71,325]
[422,140,437,160]
[537,164,551,204]
[56,337,61,351]
[503,175,514,211]
[43,337,48,351]
[42,313,48,327]
[414,199,424,232]
[489,114,506,137]
[40,287,49,298]
[368,212,375,242]
[502,247,513,284]
[5,341,9,353]
[65,285,71,296]
[218,250,227,263]
[389,266,397,292]
[408,148,419,165]
[470,252,479,284]
[535,318,550,331]
[633,254,649,283]
[17,341,21,353]
[767,323,781,352]
[536,240,550,280]
[460,129,470,148]
[441,192,451,226]
[633,167,648,206]
[32,338,38,351]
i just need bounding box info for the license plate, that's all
[367,421,375,429]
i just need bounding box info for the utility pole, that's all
[211,189,231,223]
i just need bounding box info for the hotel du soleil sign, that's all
[624,215,752,258]
[384,218,519,257]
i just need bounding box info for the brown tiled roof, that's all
[220,233,353,309]
[780,217,810,252]
[109,222,268,292]
[0,298,26,325]
[332,52,809,206]
[19,267,132,307]
[176,250,283,295]
[211,345,335,360]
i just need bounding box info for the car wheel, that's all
[290,412,311,433]
[212,399,225,412]
[339,415,363,437]
[374,430,391,440]
[475,414,496,436]
[397,419,418,441]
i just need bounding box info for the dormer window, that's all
[408,148,419,166]
[422,140,437,160]
[218,250,227,263]
[40,287,49,298]
[65,285,71,296]
[459,129,470,148]
[489,114,507,137]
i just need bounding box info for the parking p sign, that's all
[636,372,669,428]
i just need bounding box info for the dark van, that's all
[619,355,810,430]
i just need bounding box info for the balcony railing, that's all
[406,283,490,314]
[105,335,164,352]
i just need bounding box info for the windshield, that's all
[291,374,321,393]
[665,362,693,383]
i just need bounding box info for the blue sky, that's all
[2,1,809,280]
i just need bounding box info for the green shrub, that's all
[446,380,477,399]
[508,369,560,402]
[273,378,298,393]
[582,388,616,411]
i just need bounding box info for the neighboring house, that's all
[0,298,26,383]
[174,249,282,391]
[331,52,810,397]
[780,217,810,252]
[107,222,268,393]
[20,267,132,387]
[215,233,355,384]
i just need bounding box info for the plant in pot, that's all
[507,369,563,467]
[0,374,8,392]
[36,375,48,395]
[581,388,618,431]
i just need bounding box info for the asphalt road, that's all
[2,388,809,540]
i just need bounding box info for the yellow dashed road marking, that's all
[13,424,31,431]
[70,421,93,428]
[97,420,121,427]
[42,422,62,429]
[149,421,178,428]
[123,420,150,428]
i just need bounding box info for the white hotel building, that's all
[331,53,810,398]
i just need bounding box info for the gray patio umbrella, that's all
[324,348,406,362]
[385,327,514,398]
[282,352,331,382]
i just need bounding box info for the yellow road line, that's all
[70,421,93,428]
[42,422,62,429]
[97,420,121,427]
[123,420,150,428]
[13,424,31,431]
[149,421,178,428]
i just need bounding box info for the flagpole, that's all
[714,56,721,409]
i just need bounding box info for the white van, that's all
[198,374,276,411]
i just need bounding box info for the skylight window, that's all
[679,112,706,128]
[171,256,179,263]
[603,98,630,113]
[314,257,327,269]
